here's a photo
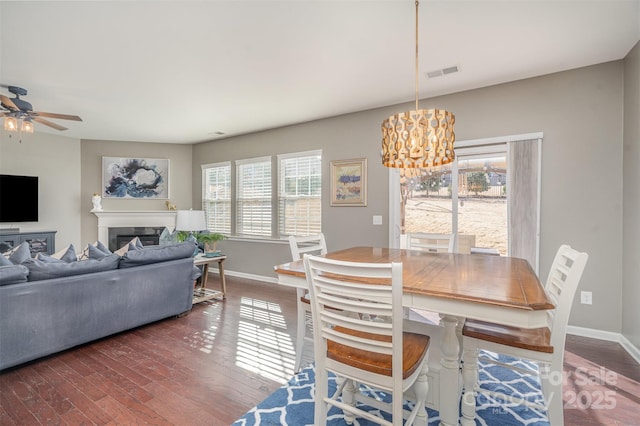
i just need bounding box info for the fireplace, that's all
[109,227,165,251]
[92,211,177,249]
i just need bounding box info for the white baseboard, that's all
[207,268,278,284]
[567,325,640,364]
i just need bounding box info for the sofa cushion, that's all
[35,253,64,263]
[0,264,30,286]
[118,242,196,269]
[25,254,121,282]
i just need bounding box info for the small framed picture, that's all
[102,157,170,199]
[330,158,367,206]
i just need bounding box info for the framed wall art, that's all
[102,157,169,199]
[330,158,367,206]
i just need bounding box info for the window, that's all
[278,151,322,236]
[390,133,542,272]
[201,162,231,234]
[236,157,272,237]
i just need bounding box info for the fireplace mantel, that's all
[93,210,177,245]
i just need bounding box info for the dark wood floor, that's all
[1,275,638,425]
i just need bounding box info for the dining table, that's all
[274,246,554,426]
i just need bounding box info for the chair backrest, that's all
[545,245,588,356]
[303,254,404,397]
[288,233,327,261]
[405,232,455,253]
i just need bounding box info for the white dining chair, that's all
[460,244,588,426]
[404,232,456,253]
[303,254,431,426]
[288,233,327,373]
[402,232,457,324]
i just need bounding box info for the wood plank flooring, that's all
[1,275,638,425]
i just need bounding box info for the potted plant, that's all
[196,232,226,257]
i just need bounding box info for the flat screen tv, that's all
[0,174,39,223]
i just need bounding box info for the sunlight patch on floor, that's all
[183,302,222,354]
[236,297,296,383]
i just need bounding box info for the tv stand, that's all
[0,230,56,257]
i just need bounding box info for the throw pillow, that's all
[50,244,77,262]
[87,244,111,260]
[79,240,113,260]
[95,240,112,255]
[114,237,143,256]
[0,253,12,266]
[6,242,31,265]
[0,264,30,286]
[159,227,178,246]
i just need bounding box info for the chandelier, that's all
[381,1,455,169]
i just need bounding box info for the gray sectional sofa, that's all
[0,241,199,370]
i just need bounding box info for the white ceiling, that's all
[1,0,638,144]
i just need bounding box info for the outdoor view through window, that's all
[403,155,508,255]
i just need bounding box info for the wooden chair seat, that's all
[462,318,553,353]
[328,327,430,379]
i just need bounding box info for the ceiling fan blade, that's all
[0,94,19,111]
[33,116,68,131]
[35,111,82,121]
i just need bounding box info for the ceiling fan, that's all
[0,85,82,132]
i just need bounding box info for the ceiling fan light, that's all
[21,119,34,133]
[4,117,18,132]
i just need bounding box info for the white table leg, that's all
[460,345,478,426]
[439,315,461,426]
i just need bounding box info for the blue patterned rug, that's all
[233,351,550,426]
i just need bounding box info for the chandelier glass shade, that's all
[3,115,34,133]
[381,0,455,170]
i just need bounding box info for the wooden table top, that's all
[274,246,554,312]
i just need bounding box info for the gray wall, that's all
[0,131,81,250]
[80,139,194,245]
[194,60,626,334]
[623,41,640,348]
[1,56,635,338]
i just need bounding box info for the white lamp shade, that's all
[175,210,207,232]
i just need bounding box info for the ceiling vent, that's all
[425,65,460,79]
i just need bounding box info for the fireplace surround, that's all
[92,211,177,250]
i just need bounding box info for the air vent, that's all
[208,131,226,136]
[425,64,460,79]
[442,65,459,75]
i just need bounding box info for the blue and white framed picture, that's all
[102,157,169,199]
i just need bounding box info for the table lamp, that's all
[175,210,207,255]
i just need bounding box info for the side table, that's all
[193,254,227,304]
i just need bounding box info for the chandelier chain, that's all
[415,0,419,112]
